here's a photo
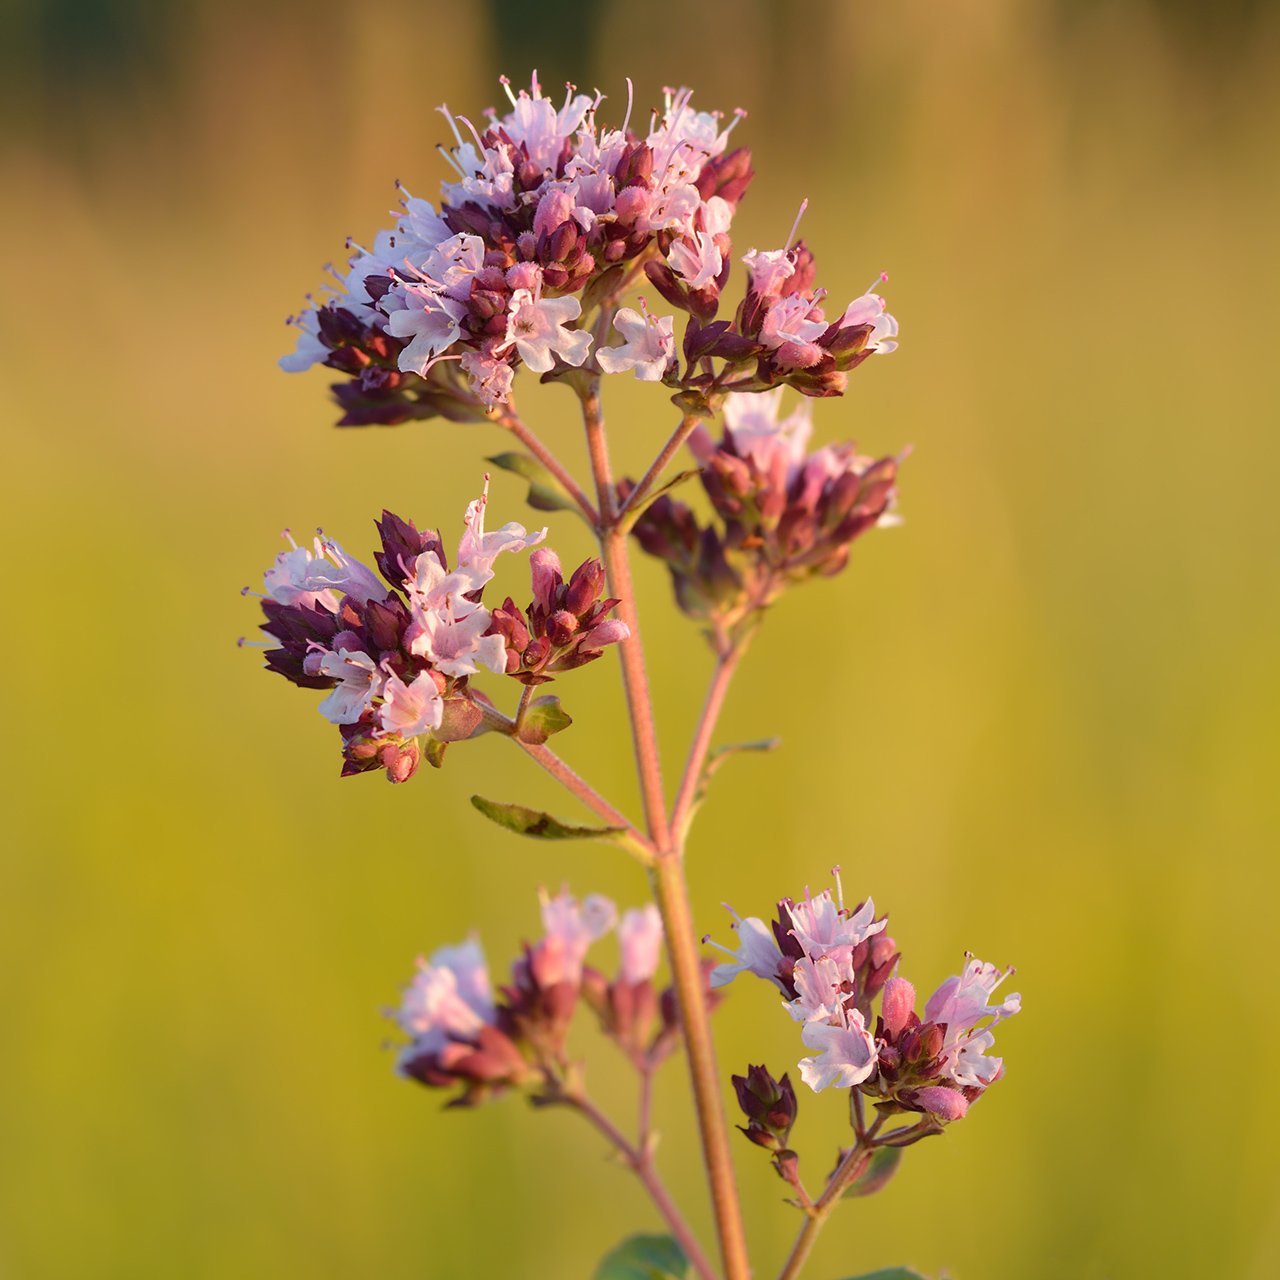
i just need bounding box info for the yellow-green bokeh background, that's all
[2,1,1278,1276]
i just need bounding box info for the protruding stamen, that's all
[866,270,889,295]
[240,586,265,598]
[530,70,541,98]
[455,114,487,154]
[622,77,634,135]
[435,143,465,176]
[435,103,466,151]
[785,199,809,251]
[237,637,269,648]
[500,75,518,108]
[280,528,297,549]
[831,864,845,912]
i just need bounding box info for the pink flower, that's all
[723,388,812,475]
[798,1006,877,1091]
[787,885,886,966]
[596,304,675,381]
[497,287,591,373]
[458,482,547,580]
[707,908,787,991]
[838,276,899,354]
[264,533,385,610]
[406,596,506,678]
[924,957,1020,1090]
[880,976,916,1037]
[787,955,845,1023]
[419,233,488,302]
[497,74,593,174]
[394,938,494,1060]
[914,1085,969,1121]
[530,889,618,987]
[388,288,467,373]
[377,669,443,738]
[617,904,663,984]
[759,293,828,351]
[741,248,796,299]
[668,231,722,290]
[315,648,384,724]
[459,350,515,405]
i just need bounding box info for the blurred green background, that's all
[2,0,1278,1276]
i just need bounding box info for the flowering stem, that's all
[561,1090,719,1280]
[670,628,757,848]
[775,1140,876,1280]
[496,409,600,527]
[576,382,751,1280]
[616,412,701,523]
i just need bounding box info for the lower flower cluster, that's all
[709,869,1019,1123]
[248,484,628,781]
[389,890,699,1105]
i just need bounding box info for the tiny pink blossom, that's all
[581,618,630,650]
[787,886,886,964]
[388,288,467,373]
[617,904,664,984]
[529,548,563,613]
[497,288,591,373]
[263,538,340,611]
[458,481,547,580]
[707,908,786,991]
[798,1007,877,1091]
[420,233,488,301]
[740,248,796,299]
[378,669,444,738]
[530,889,618,987]
[759,293,828,351]
[459,350,515,405]
[723,388,813,475]
[533,187,576,238]
[838,277,899,354]
[595,305,675,381]
[394,938,494,1064]
[315,648,384,724]
[787,955,845,1023]
[668,231,722,290]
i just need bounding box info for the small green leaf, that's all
[592,1233,688,1280]
[835,1270,930,1280]
[619,468,701,531]
[470,796,623,842]
[842,1145,901,1199]
[669,389,717,419]
[526,481,579,514]
[424,739,448,769]
[517,695,573,746]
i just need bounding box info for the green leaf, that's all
[485,453,586,521]
[835,1270,931,1280]
[592,1233,688,1280]
[619,468,701,531]
[842,1145,902,1199]
[517,695,573,746]
[470,796,624,842]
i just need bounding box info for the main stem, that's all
[578,381,751,1280]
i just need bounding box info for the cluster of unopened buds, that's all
[280,75,895,425]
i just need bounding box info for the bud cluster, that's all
[732,1063,798,1152]
[392,891,701,1106]
[708,869,1019,1125]
[628,389,902,646]
[248,484,626,781]
[486,549,629,684]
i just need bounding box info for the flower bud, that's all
[581,618,629,650]
[881,977,915,1037]
[530,548,563,613]
[913,1086,968,1122]
[613,185,651,227]
[732,1063,798,1151]
[564,558,605,616]
[547,610,578,646]
[533,188,575,239]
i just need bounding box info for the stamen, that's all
[785,199,809,251]
[236,637,269,647]
[455,114,487,154]
[435,103,466,151]
[435,143,466,177]
[703,937,741,959]
[530,70,541,98]
[866,270,889,295]
[500,75,518,109]
[622,77,634,136]
[280,528,297,549]
[831,864,845,912]
[562,82,575,113]
[240,586,265,598]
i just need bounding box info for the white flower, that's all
[741,248,796,299]
[263,538,339,611]
[596,306,676,381]
[315,648,384,724]
[723,388,813,474]
[702,196,733,235]
[787,888,886,964]
[760,293,828,350]
[378,669,443,738]
[458,482,547,580]
[279,309,329,373]
[617,904,664,984]
[668,231,722,290]
[797,1006,877,1092]
[787,955,846,1023]
[406,595,506,679]
[497,288,591,373]
[395,937,494,1059]
[924,957,1020,1091]
[303,536,387,606]
[707,908,786,991]
[387,288,467,373]
[499,74,594,173]
[418,233,487,302]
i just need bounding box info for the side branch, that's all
[563,1092,719,1280]
[617,412,701,522]
[495,410,600,527]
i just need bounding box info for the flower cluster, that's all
[627,389,902,647]
[391,889,678,1105]
[280,76,896,426]
[249,484,626,781]
[708,870,1019,1123]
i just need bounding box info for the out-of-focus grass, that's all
[0,1,1277,1277]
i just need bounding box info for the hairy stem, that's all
[496,409,600,527]
[617,412,701,522]
[670,630,756,847]
[577,383,751,1280]
[565,1092,718,1280]
[775,1141,875,1280]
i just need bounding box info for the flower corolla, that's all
[530,889,618,987]
[617,904,664,985]
[596,305,676,381]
